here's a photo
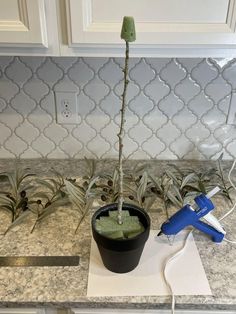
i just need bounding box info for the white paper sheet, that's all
[87,230,212,297]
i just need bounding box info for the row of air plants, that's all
[0,155,232,235]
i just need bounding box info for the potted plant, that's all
[91,16,150,273]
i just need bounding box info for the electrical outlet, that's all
[55,91,78,124]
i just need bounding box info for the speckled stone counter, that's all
[0,159,235,311]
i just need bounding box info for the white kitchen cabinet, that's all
[0,309,45,314]
[0,0,59,55]
[0,309,66,314]
[1,0,236,57]
[62,0,236,57]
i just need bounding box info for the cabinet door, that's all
[0,0,59,55]
[0,309,45,314]
[63,0,236,57]
[0,0,47,47]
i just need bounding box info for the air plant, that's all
[0,166,35,234]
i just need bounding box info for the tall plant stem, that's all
[117,41,129,225]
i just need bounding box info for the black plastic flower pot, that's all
[91,203,150,273]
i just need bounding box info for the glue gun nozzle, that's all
[157,231,163,236]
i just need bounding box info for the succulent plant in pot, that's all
[91,16,150,274]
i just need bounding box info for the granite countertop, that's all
[0,159,235,311]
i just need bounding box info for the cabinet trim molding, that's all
[63,0,236,57]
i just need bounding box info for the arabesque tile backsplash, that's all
[0,56,236,159]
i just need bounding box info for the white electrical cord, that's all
[223,238,236,244]
[163,229,193,314]
[219,159,236,244]
[219,159,236,222]
[163,158,236,313]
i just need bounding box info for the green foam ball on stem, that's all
[121,16,136,42]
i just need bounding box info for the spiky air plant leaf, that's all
[29,170,68,233]
[0,165,35,234]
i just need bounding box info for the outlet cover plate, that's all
[55,91,78,124]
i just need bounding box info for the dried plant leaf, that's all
[143,195,156,211]
[35,179,56,194]
[4,210,31,235]
[166,190,182,208]
[84,157,97,179]
[198,180,207,193]
[31,192,50,201]
[148,173,162,191]
[137,171,148,204]
[180,173,196,189]
[165,170,180,186]
[168,164,184,176]
[172,185,183,204]
[133,163,150,174]
[18,173,35,187]
[65,180,86,214]
[86,176,100,198]
[37,197,69,222]
[0,194,15,205]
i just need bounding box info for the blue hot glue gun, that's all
[158,187,226,243]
